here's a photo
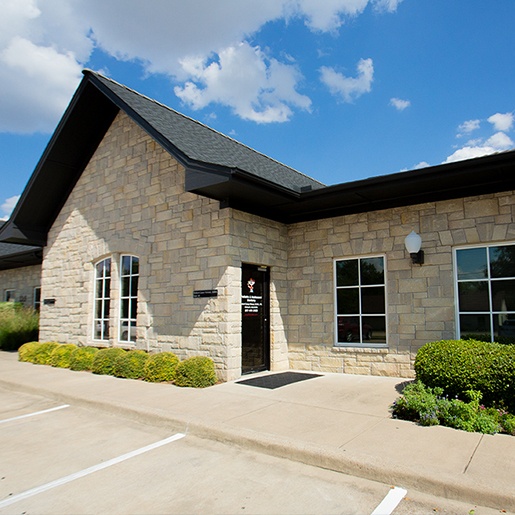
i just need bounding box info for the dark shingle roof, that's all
[89,72,325,193]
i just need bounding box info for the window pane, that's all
[121,299,129,319]
[121,255,131,276]
[458,281,489,312]
[490,246,515,278]
[337,317,361,343]
[457,248,488,280]
[104,300,110,318]
[362,316,386,343]
[95,323,102,340]
[131,257,139,276]
[104,278,110,298]
[95,300,103,318]
[96,279,103,299]
[131,276,139,297]
[121,277,130,297]
[360,257,384,285]
[361,286,385,314]
[337,288,359,314]
[336,260,358,287]
[496,317,515,343]
[459,314,491,339]
[491,279,515,311]
[130,299,137,319]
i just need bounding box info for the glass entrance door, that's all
[241,264,270,374]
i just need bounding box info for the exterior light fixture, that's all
[404,230,424,265]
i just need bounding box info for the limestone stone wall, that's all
[39,111,288,380]
[286,191,515,378]
[0,265,41,307]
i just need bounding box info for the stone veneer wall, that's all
[286,192,515,377]
[0,265,41,307]
[39,112,288,381]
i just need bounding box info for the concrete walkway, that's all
[0,351,514,513]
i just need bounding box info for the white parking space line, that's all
[0,432,186,509]
[0,404,70,425]
[371,486,408,515]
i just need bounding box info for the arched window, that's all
[94,258,111,340]
[119,255,139,343]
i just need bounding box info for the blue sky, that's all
[1,0,514,220]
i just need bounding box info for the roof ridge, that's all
[84,69,325,187]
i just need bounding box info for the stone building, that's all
[1,70,514,381]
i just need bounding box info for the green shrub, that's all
[49,344,77,368]
[114,350,149,379]
[0,304,39,351]
[69,346,99,371]
[414,339,515,412]
[31,342,59,365]
[92,348,127,375]
[18,341,40,362]
[392,381,506,435]
[143,352,179,382]
[173,356,217,388]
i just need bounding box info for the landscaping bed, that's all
[392,339,515,435]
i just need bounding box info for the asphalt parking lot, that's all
[0,387,504,515]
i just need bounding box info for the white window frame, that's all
[334,255,387,348]
[454,242,515,342]
[33,287,41,311]
[119,255,139,344]
[93,257,112,341]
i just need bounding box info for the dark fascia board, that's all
[281,150,515,223]
[0,78,119,246]
[0,248,42,271]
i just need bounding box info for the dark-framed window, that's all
[93,258,111,341]
[119,255,139,343]
[335,256,387,346]
[455,243,515,343]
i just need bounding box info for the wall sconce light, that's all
[405,230,424,265]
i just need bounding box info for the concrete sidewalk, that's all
[0,351,513,513]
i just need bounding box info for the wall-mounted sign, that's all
[43,298,56,305]
[193,289,218,298]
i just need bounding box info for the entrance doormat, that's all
[236,371,322,389]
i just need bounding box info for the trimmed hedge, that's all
[114,350,149,379]
[173,356,217,388]
[143,352,179,382]
[414,339,515,411]
[18,341,40,362]
[31,342,59,365]
[49,344,77,368]
[92,348,127,375]
[16,342,217,389]
[69,346,99,371]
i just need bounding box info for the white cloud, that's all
[0,195,20,220]
[0,37,83,133]
[414,161,429,169]
[446,111,514,163]
[0,0,403,131]
[175,43,311,123]
[390,97,410,111]
[488,112,513,132]
[320,58,374,102]
[457,119,480,135]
